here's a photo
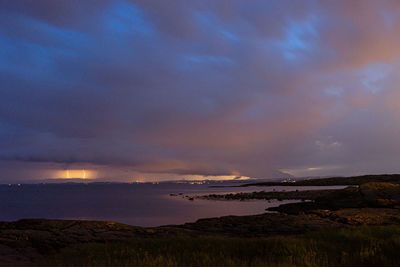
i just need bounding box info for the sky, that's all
[1,0,400,182]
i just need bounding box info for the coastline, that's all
[2,175,400,265]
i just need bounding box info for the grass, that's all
[37,225,400,267]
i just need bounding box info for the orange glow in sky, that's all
[61,169,91,179]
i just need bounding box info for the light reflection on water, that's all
[0,182,347,227]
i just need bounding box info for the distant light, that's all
[63,169,91,179]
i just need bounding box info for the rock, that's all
[0,219,150,263]
[359,182,400,207]
[269,183,400,214]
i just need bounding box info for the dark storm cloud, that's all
[1,0,400,181]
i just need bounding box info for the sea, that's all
[0,181,347,227]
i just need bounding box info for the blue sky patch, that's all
[105,1,153,36]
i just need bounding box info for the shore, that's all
[2,175,400,265]
[240,173,400,187]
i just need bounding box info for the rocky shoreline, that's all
[2,177,400,264]
[200,181,400,213]
[3,208,400,264]
[198,189,341,201]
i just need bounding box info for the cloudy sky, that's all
[1,0,400,182]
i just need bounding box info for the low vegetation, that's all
[37,225,400,267]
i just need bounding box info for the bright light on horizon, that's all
[57,169,93,179]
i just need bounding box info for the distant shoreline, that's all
[240,174,400,187]
[3,173,400,186]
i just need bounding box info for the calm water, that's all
[0,181,347,227]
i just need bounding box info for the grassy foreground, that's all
[37,225,400,267]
